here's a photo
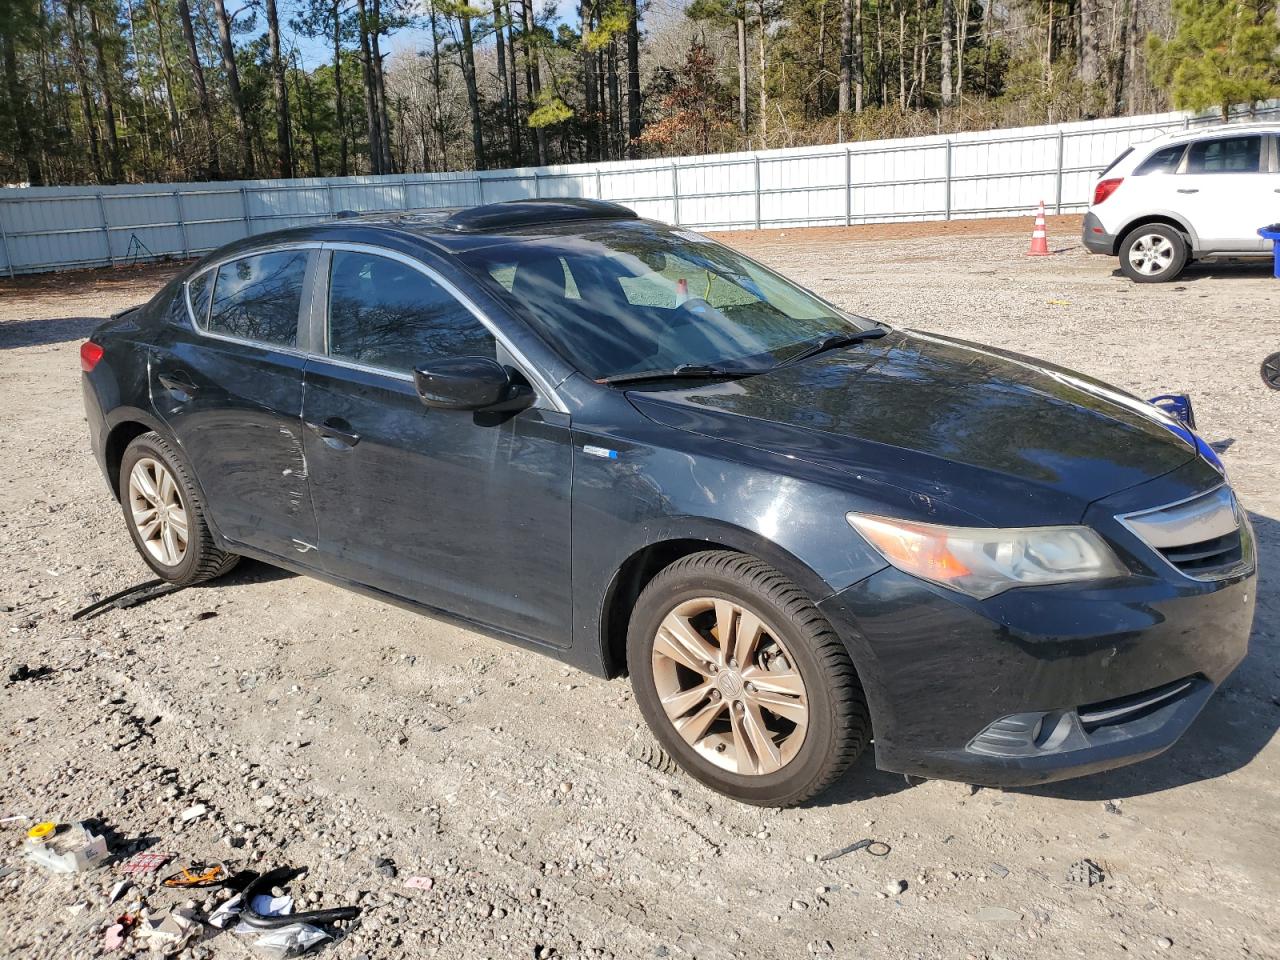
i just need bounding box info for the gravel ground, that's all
[1,220,1278,960]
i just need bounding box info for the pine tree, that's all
[1148,0,1280,121]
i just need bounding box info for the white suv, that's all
[1082,123,1279,282]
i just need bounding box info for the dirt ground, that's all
[1,218,1278,960]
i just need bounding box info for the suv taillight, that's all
[1093,177,1123,206]
[80,340,104,372]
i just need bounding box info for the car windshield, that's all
[450,220,871,380]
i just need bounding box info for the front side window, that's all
[327,251,496,373]
[1134,144,1185,176]
[451,222,869,380]
[1187,136,1262,174]
[207,250,308,347]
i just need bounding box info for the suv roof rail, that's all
[1167,119,1280,137]
[442,198,638,233]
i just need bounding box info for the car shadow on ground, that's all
[1111,260,1274,284]
[1018,510,1279,802]
[0,315,101,349]
[217,558,297,587]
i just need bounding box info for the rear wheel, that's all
[1119,224,1188,282]
[119,432,239,585]
[627,551,869,807]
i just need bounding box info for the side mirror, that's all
[413,356,534,412]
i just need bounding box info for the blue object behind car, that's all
[81,200,1256,806]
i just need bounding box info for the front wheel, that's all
[627,551,870,807]
[1119,225,1188,282]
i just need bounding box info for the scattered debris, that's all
[120,849,175,876]
[818,837,891,861]
[1103,799,1122,815]
[138,905,201,951]
[988,863,1010,878]
[104,913,138,951]
[1066,859,1105,887]
[108,878,132,904]
[210,893,245,929]
[884,879,907,896]
[239,866,361,929]
[162,862,229,888]
[71,579,182,621]
[7,664,54,684]
[25,821,56,844]
[23,821,107,873]
[178,804,209,822]
[403,875,434,891]
[238,922,331,959]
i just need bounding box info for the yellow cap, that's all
[27,821,56,844]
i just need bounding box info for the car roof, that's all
[185,198,650,271]
[333,197,639,237]
[1146,122,1280,147]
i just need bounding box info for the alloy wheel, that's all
[128,457,189,567]
[651,597,809,775]
[1127,233,1175,276]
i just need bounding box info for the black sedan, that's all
[80,199,1257,806]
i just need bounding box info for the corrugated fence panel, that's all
[2,101,1276,276]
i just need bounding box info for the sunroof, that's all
[442,198,638,233]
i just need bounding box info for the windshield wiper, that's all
[600,363,766,385]
[773,327,887,369]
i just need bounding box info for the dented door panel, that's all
[148,331,315,559]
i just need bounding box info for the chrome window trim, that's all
[182,242,322,358]
[1116,483,1246,582]
[318,241,568,414]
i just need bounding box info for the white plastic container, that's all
[23,823,108,872]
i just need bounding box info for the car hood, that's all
[627,329,1199,526]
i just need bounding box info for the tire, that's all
[118,431,239,585]
[626,550,870,807]
[1118,224,1188,283]
[1262,351,1280,391]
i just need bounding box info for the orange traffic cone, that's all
[1027,201,1050,256]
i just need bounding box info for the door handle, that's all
[157,372,199,398]
[305,417,361,448]
[1176,188,1199,194]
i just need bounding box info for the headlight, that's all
[846,513,1127,599]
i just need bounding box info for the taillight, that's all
[1093,177,1123,206]
[80,340,104,372]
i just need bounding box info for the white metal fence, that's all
[2,103,1275,277]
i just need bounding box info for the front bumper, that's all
[818,484,1256,787]
[1082,212,1116,255]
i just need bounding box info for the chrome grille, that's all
[1118,485,1248,581]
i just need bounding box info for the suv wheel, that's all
[1119,224,1188,282]
[627,551,869,807]
[119,432,239,585]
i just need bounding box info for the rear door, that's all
[150,246,318,559]
[1172,134,1271,252]
[301,245,574,645]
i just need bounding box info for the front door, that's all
[151,247,317,559]
[301,247,574,646]
[1173,133,1272,252]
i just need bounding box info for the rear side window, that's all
[187,271,213,326]
[327,251,495,372]
[1134,144,1186,176]
[1187,136,1262,174]
[207,251,308,347]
